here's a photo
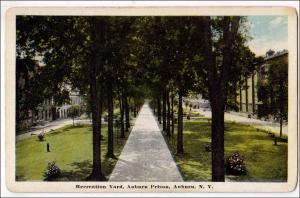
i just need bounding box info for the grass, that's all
[16,124,130,181]
[166,118,287,182]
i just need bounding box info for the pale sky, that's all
[246,15,288,56]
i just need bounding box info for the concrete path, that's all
[109,102,183,182]
[16,118,91,141]
[194,109,288,135]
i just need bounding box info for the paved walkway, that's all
[194,109,288,135]
[16,118,91,141]
[109,102,183,182]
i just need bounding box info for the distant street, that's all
[16,118,91,141]
[194,109,288,135]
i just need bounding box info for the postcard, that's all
[4,5,298,193]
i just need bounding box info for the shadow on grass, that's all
[35,139,46,142]
[167,119,288,182]
[102,156,119,177]
[58,160,93,181]
[52,157,118,181]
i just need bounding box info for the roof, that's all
[264,49,288,61]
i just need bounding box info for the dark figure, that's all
[47,143,50,152]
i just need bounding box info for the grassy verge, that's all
[166,118,287,182]
[16,124,130,181]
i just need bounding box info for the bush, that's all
[44,161,61,181]
[37,132,45,141]
[226,152,247,175]
[205,143,212,152]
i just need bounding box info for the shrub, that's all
[270,133,275,138]
[205,143,212,152]
[226,152,247,175]
[44,161,61,181]
[37,132,45,141]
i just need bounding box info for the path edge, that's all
[148,104,185,182]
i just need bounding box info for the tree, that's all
[84,17,107,181]
[17,16,262,182]
[18,16,107,181]
[230,45,257,112]
[16,16,71,131]
[257,57,288,136]
[201,16,245,181]
[16,57,44,130]
[102,17,139,144]
[68,104,81,126]
[101,17,135,157]
[106,74,116,158]
[166,17,199,154]
[137,17,199,152]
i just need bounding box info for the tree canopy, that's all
[16,16,269,181]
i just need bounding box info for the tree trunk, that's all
[203,16,223,181]
[86,18,106,180]
[270,86,275,120]
[252,73,255,113]
[171,94,174,134]
[135,106,138,117]
[279,84,284,137]
[124,94,130,132]
[245,76,248,112]
[106,79,115,158]
[233,82,238,111]
[16,82,20,131]
[87,60,105,180]
[177,92,183,154]
[162,89,166,131]
[211,102,225,182]
[157,96,161,124]
[280,116,283,137]
[119,95,125,138]
[239,77,243,112]
[51,107,56,121]
[133,102,137,117]
[166,89,171,137]
[202,16,240,182]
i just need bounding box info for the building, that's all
[34,89,83,122]
[18,88,83,131]
[183,94,210,110]
[16,56,84,131]
[57,90,82,119]
[237,49,288,117]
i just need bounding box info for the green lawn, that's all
[16,124,129,181]
[166,118,287,182]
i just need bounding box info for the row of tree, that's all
[17,16,285,182]
[134,17,263,181]
[257,56,288,137]
[16,16,147,180]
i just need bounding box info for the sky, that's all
[246,15,288,56]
